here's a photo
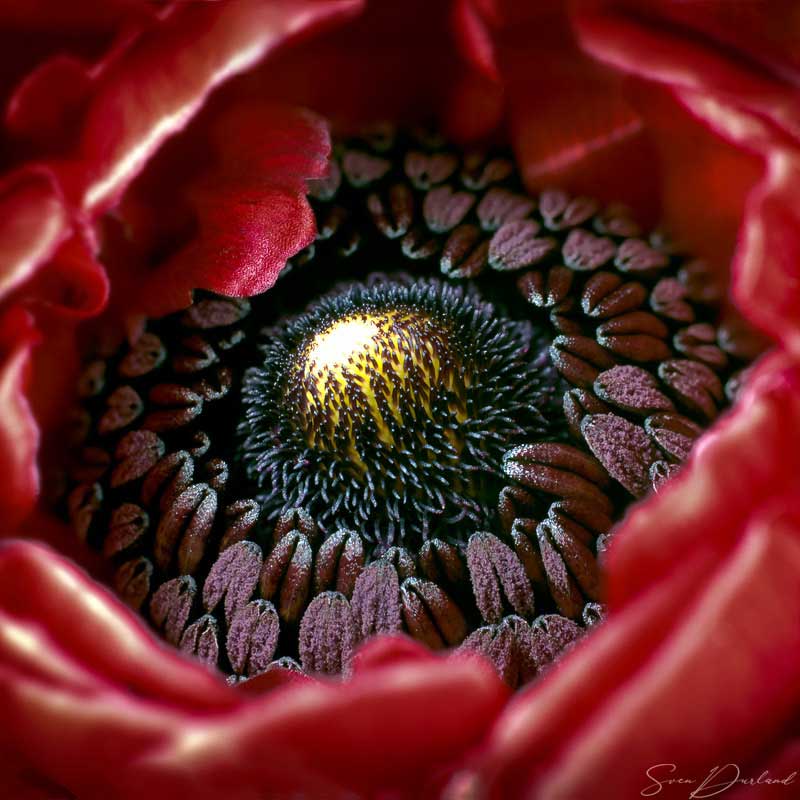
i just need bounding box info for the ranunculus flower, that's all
[1,2,798,798]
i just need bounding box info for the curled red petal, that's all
[27,231,110,319]
[0,169,70,302]
[0,540,237,710]
[0,308,40,525]
[71,0,362,215]
[476,501,800,799]
[576,509,800,791]
[573,2,800,144]
[132,643,508,799]
[723,127,800,351]
[0,541,508,798]
[139,105,330,315]
[573,2,800,346]
[607,353,800,607]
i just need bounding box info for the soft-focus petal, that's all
[0,168,70,300]
[0,542,508,799]
[475,495,800,798]
[463,2,654,214]
[0,540,237,708]
[5,54,94,149]
[574,1,800,347]
[0,308,40,525]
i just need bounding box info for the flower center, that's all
[64,127,752,689]
[239,277,551,544]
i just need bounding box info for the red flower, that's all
[0,2,798,798]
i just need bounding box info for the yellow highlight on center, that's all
[306,317,382,375]
[286,309,469,467]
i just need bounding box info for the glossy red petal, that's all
[617,84,761,297]
[0,540,237,710]
[573,3,800,144]
[0,542,507,799]
[472,497,800,798]
[620,0,800,80]
[730,739,800,800]
[574,2,800,345]
[132,644,508,799]
[464,541,716,796]
[226,0,462,134]
[675,94,800,351]
[0,169,70,302]
[0,308,40,525]
[69,0,361,216]
[733,145,800,352]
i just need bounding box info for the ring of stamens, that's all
[63,128,753,687]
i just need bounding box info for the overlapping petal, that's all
[463,5,800,796]
[139,104,331,316]
[0,541,507,799]
[574,0,800,348]
[0,0,361,313]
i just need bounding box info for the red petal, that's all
[573,3,800,144]
[139,105,330,315]
[467,540,716,795]
[473,4,653,213]
[574,3,800,346]
[451,0,500,83]
[0,308,40,525]
[0,169,70,302]
[70,0,362,215]
[5,55,94,149]
[0,542,508,798]
[130,646,508,798]
[27,232,110,319]
[473,499,800,798]
[0,540,237,710]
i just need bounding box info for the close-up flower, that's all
[1,1,800,798]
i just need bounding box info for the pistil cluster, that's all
[240,277,550,545]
